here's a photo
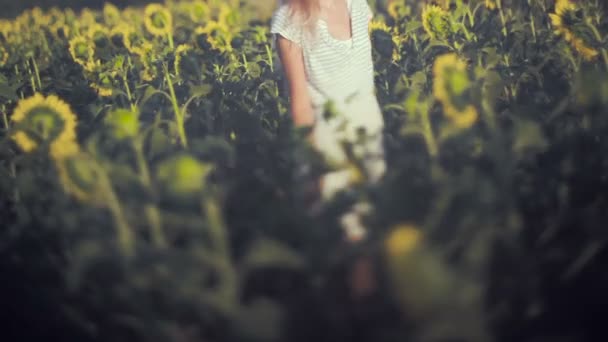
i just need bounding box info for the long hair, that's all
[281,0,321,40]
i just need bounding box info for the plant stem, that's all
[31,57,42,90]
[163,63,188,147]
[99,167,135,257]
[265,43,274,72]
[167,32,175,49]
[133,139,167,248]
[420,101,438,157]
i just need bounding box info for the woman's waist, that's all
[308,84,377,109]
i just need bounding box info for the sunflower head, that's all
[189,0,211,24]
[91,77,114,97]
[144,3,173,37]
[549,0,598,61]
[10,93,79,159]
[105,108,140,139]
[174,44,193,77]
[55,151,106,205]
[433,53,478,129]
[195,21,233,53]
[155,154,214,197]
[103,3,121,27]
[69,36,95,69]
[87,23,110,47]
[485,0,498,10]
[368,19,404,62]
[0,45,9,67]
[385,223,423,259]
[422,4,453,41]
[387,2,411,21]
[218,3,241,29]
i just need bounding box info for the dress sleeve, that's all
[270,5,303,48]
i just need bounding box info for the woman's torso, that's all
[272,0,378,118]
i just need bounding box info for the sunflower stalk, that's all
[133,138,167,249]
[420,101,438,157]
[31,57,42,91]
[95,162,136,257]
[162,62,188,147]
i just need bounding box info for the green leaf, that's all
[189,83,213,98]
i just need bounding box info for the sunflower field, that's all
[1,0,608,341]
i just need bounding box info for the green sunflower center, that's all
[443,67,471,111]
[152,12,168,29]
[75,42,90,59]
[26,106,65,142]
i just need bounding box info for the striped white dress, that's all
[271,0,386,205]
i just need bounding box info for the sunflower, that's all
[174,44,193,77]
[0,45,9,67]
[105,108,140,139]
[485,0,498,10]
[91,72,114,97]
[387,1,411,21]
[155,153,214,196]
[103,3,121,27]
[86,23,110,46]
[121,25,149,54]
[69,36,96,70]
[549,0,598,61]
[144,3,173,37]
[195,21,233,53]
[79,8,97,29]
[54,151,106,205]
[385,223,422,259]
[218,3,241,30]
[189,0,211,24]
[369,19,403,62]
[10,93,79,159]
[422,4,452,41]
[432,53,478,129]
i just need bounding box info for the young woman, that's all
[270,0,386,242]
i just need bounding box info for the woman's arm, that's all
[276,35,316,144]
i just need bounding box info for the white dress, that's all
[271,0,386,205]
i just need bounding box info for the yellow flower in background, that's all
[105,108,140,139]
[485,0,498,10]
[549,0,598,61]
[218,3,241,30]
[189,0,211,24]
[86,23,109,43]
[102,3,121,27]
[422,4,452,40]
[79,8,97,29]
[156,154,214,196]
[0,45,9,67]
[91,82,113,97]
[174,44,193,77]
[433,53,478,130]
[69,35,96,70]
[387,1,411,21]
[123,27,148,54]
[144,3,173,37]
[385,223,423,258]
[368,18,404,62]
[54,151,106,205]
[10,93,79,159]
[196,21,233,53]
